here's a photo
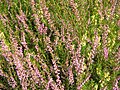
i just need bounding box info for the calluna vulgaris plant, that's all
[0,0,120,90]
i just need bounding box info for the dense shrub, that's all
[0,0,120,90]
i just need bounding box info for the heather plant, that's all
[0,0,120,90]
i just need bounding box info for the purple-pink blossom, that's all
[104,47,108,59]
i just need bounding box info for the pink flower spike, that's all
[104,47,108,59]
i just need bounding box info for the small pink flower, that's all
[117,20,120,27]
[113,76,120,90]
[104,47,108,59]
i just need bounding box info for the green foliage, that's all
[0,0,120,89]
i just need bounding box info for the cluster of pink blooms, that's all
[0,0,120,90]
[113,76,120,90]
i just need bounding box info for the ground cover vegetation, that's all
[0,0,120,90]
